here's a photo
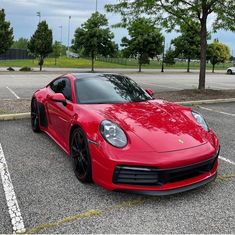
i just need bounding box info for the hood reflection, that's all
[97,100,207,152]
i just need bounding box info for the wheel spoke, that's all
[79,159,86,175]
[72,145,79,153]
[81,156,88,167]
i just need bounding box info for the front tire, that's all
[31,98,41,133]
[227,69,232,75]
[70,128,92,183]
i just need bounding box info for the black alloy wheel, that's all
[227,69,232,75]
[31,98,41,132]
[71,128,92,183]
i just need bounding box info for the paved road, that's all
[0,103,234,233]
[0,70,234,99]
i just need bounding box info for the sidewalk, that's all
[0,67,227,74]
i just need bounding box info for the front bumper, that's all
[90,142,219,195]
[114,172,217,196]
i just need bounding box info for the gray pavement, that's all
[0,102,234,233]
[0,70,234,99]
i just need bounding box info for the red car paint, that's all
[32,73,219,195]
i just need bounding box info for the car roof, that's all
[70,73,121,80]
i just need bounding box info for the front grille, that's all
[113,154,218,186]
[113,166,162,185]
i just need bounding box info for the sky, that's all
[1,0,235,55]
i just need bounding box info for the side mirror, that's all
[145,88,154,97]
[50,93,67,105]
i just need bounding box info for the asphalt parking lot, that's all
[0,102,234,234]
[0,70,234,99]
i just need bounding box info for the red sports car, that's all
[31,73,219,195]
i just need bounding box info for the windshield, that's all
[74,74,153,104]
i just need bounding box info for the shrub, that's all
[19,66,31,72]
[7,67,15,71]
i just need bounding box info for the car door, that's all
[46,77,74,148]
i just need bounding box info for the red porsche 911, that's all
[31,73,219,195]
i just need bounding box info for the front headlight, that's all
[192,111,209,131]
[100,120,127,148]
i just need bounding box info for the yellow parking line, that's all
[22,172,235,234]
[217,173,235,181]
[25,209,102,234]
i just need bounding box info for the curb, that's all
[0,98,235,121]
[176,98,235,106]
[0,113,30,121]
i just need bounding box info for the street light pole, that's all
[161,37,165,73]
[67,16,71,52]
[59,25,63,44]
[96,0,98,12]
[36,12,41,23]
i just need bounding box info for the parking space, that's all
[0,73,59,100]
[197,103,235,165]
[0,71,235,99]
[0,102,234,233]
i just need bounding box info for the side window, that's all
[50,78,72,101]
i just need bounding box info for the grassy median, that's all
[0,57,232,70]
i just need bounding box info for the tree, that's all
[51,41,61,65]
[121,17,163,72]
[171,21,200,72]
[11,38,28,49]
[0,9,14,55]
[164,48,176,65]
[230,55,235,62]
[72,12,116,72]
[28,21,53,71]
[106,0,235,89]
[207,40,230,73]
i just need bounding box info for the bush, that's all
[7,67,15,71]
[19,66,31,71]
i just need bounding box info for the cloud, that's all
[1,0,235,53]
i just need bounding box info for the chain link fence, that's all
[0,49,34,60]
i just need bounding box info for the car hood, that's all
[85,100,208,152]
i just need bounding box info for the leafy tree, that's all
[171,21,200,72]
[207,40,230,73]
[11,38,28,49]
[72,12,116,72]
[121,17,163,72]
[60,44,67,56]
[164,48,176,65]
[51,41,61,65]
[0,9,14,55]
[28,21,53,71]
[106,0,235,90]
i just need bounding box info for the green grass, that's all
[0,56,233,70]
[0,57,130,69]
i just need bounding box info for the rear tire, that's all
[227,69,232,75]
[31,98,41,133]
[70,127,92,183]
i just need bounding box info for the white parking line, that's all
[0,144,25,233]
[219,156,235,166]
[6,87,20,99]
[199,106,235,117]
